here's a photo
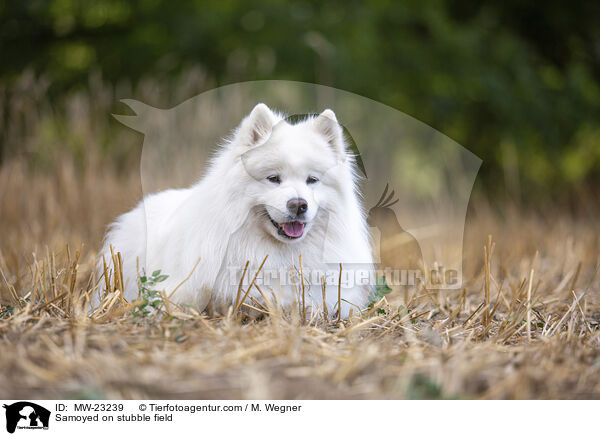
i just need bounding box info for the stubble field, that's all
[1,157,599,400]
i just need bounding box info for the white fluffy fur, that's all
[98,103,374,318]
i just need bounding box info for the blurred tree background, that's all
[1,0,600,203]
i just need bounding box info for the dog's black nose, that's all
[287,198,308,216]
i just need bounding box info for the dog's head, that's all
[234,103,352,243]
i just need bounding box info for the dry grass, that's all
[1,157,600,400]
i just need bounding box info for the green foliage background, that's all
[1,0,600,200]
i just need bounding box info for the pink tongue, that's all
[282,221,304,237]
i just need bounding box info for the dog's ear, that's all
[314,109,345,157]
[238,103,276,147]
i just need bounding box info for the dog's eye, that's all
[266,175,281,184]
[306,176,319,185]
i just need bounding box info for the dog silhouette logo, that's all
[3,402,50,433]
[113,81,481,296]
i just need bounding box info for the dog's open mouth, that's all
[269,217,305,239]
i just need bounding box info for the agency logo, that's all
[104,80,481,317]
[3,402,50,434]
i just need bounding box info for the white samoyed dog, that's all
[98,103,374,318]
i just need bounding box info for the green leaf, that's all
[407,374,444,400]
[133,269,169,318]
[367,275,393,305]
